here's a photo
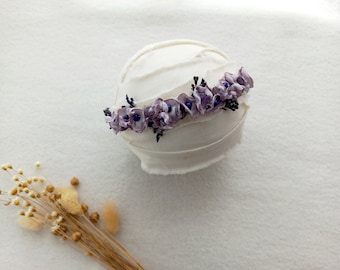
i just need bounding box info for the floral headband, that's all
[104,67,254,142]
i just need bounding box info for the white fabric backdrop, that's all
[1,1,340,269]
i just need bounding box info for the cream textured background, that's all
[0,1,340,269]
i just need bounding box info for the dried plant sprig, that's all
[1,163,144,270]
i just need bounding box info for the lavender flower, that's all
[227,83,244,99]
[108,106,132,133]
[147,98,172,129]
[177,93,199,118]
[233,67,254,91]
[164,98,183,124]
[192,85,214,114]
[211,85,229,101]
[129,108,147,133]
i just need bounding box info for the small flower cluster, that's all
[0,163,144,270]
[104,67,254,141]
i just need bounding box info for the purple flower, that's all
[105,110,126,134]
[212,85,230,101]
[147,98,172,129]
[233,67,254,91]
[216,67,254,100]
[129,108,147,133]
[164,98,183,124]
[227,83,244,99]
[105,114,117,132]
[220,72,236,87]
[192,85,214,114]
[115,107,131,131]
[177,93,199,118]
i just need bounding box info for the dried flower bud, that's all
[89,212,100,223]
[81,203,88,213]
[12,198,20,206]
[70,177,79,186]
[23,200,31,207]
[55,192,62,200]
[46,185,55,193]
[49,194,56,202]
[71,231,82,242]
[35,161,40,167]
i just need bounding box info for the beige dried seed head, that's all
[12,198,20,206]
[49,194,56,202]
[71,231,82,242]
[102,201,120,234]
[57,187,83,215]
[46,185,55,193]
[70,177,79,186]
[89,212,100,223]
[18,216,44,231]
[81,203,88,213]
[10,188,18,196]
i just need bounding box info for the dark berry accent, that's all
[123,114,129,121]
[223,82,229,88]
[193,76,199,86]
[167,104,172,113]
[103,108,112,117]
[185,101,192,110]
[156,130,164,142]
[224,99,239,111]
[132,114,141,121]
[214,96,221,107]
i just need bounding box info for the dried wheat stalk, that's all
[0,162,144,270]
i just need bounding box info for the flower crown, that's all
[104,67,254,142]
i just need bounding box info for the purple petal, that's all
[177,93,199,118]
